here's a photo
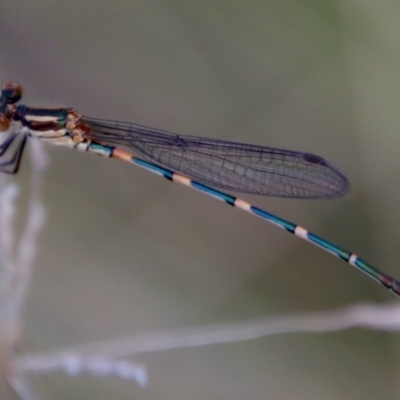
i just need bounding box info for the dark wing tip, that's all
[301,153,350,199]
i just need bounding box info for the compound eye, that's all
[1,82,22,104]
[0,113,10,132]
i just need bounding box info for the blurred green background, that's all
[1,1,400,398]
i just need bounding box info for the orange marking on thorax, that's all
[112,148,133,162]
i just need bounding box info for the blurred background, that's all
[1,0,400,398]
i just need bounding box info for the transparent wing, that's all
[83,116,349,199]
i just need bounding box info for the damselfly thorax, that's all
[0,85,114,158]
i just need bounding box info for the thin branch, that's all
[0,137,49,400]
[7,376,44,400]
[10,139,48,343]
[11,301,400,376]
[0,182,20,348]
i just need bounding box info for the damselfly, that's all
[0,82,398,296]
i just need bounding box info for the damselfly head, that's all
[1,82,22,105]
[0,82,21,131]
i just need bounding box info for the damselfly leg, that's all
[0,130,27,174]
